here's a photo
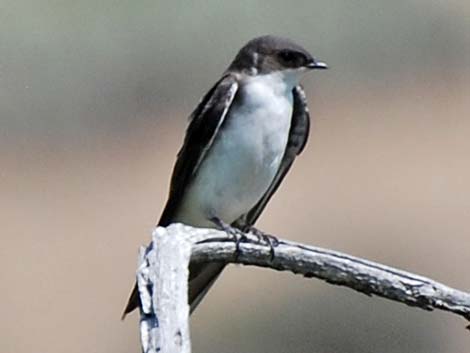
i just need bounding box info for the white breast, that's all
[174,72,300,227]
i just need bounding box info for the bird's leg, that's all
[209,216,247,260]
[246,225,279,261]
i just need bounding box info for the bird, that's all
[122,35,327,318]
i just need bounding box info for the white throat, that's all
[244,69,302,96]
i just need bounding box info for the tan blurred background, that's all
[1,1,470,352]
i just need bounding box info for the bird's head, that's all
[228,35,328,76]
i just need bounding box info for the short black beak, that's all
[306,59,328,70]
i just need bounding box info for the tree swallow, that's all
[123,35,327,318]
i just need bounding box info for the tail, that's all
[121,283,140,320]
[188,263,225,313]
[121,263,225,319]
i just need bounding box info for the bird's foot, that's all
[209,217,247,260]
[246,226,279,261]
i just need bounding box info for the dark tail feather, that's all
[121,263,224,319]
[121,283,140,320]
[188,263,225,313]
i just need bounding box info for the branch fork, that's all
[137,223,470,353]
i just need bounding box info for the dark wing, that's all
[122,74,238,319]
[158,74,239,226]
[235,85,311,229]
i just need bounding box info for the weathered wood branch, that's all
[137,223,470,353]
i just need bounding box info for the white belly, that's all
[174,73,295,227]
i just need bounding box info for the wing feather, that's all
[159,75,239,226]
[122,74,238,317]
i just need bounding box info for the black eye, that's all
[279,50,297,62]
[278,50,297,63]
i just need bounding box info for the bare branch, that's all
[137,224,470,352]
[138,226,192,353]
[190,227,470,323]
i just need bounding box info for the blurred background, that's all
[1,0,470,352]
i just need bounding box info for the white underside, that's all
[173,71,301,228]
